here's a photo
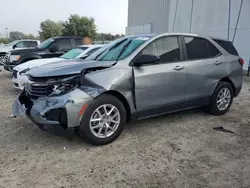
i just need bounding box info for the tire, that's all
[76,94,127,145]
[208,81,234,115]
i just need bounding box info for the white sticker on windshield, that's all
[135,37,150,41]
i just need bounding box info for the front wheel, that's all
[76,94,127,145]
[208,81,233,115]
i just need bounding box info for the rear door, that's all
[134,36,187,112]
[183,36,225,103]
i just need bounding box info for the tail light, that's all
[238,58,244,66]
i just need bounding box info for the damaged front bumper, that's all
[12,88,93,129]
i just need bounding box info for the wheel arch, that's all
[219,77,236,96]
[102,90,131,122]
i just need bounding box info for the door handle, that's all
[174,66,185,71]
[214,61,222,65]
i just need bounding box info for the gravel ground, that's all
[0,69,249,188]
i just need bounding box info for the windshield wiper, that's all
[116,40,132,61]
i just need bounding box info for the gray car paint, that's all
[13,33,243,129]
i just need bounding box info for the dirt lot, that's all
[0,70,249,188]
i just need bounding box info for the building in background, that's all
[127,0,250,70]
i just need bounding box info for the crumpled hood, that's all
[27,59,116,77]
[13,58,61,71]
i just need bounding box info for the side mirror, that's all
[13,45,17,49]
[49,45,58,53]
[80,54,88,59]
[134,54,160,66]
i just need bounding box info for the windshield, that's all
[37,38,54,49]
[60,47,87,59]
[5,40,18,47]
[96,37,150,61]
[85,38,125,61]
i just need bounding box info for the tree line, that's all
[0,14,124,44]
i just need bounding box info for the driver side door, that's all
[41,39,72,58]
[133,36,188,116]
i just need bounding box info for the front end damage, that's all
[12,62,135,131]
[13,88,93,129]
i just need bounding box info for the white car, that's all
[0,39,40,65]
[12,44,103,90]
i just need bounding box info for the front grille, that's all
[25,83,54,97]
[12,70,18,78]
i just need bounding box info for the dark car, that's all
[3,36,83,72]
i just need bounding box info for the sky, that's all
[0,0,128,37]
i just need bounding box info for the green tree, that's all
[62,14,97,39]
[9,31,26,41]
[95,33,125,41]
[0,38,8,44]
[39,19,63,41]
[23,34,36,39]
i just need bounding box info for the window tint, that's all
[213,39,238,56]
[207,41,220,57]
[185,37,220,60]
[142,36,180,63]
[55,39,72,52]
[184,37,209,60]
[28,41,38,47]
[75,38,83,46]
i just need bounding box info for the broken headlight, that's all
[49,76,80,96]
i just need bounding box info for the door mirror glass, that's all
[134,54,160,66]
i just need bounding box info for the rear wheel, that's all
[208,81,233,115]
[77,94,127,145]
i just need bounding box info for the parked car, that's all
[13,33,243,145]
[12,45,103,90]
[3,36,83,72]
[0,39,40,65]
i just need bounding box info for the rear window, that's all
[213,39,238,56]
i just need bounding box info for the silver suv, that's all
[13,33,243,145]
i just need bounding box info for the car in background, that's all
[93,41,111,45]
[0,39,40,65]
[3,36,83,72]
[13,33,243,145]
[12,44,103,90]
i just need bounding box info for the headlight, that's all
[49,76,80,96]
[10,55,20,62]
[19,68,30,76]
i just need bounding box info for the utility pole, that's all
[227,0,231,40]
[189,0,194,33]
[5,28,8,38]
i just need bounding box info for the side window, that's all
[28,41,38,47]
[55,39,72,52]
[75,39,83,46]
[142,36,181,63]
[213,39,239,55]
[184,37,209,60]
[15,41,25,48]
[184,37,219,60]
[207,41,220,57]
